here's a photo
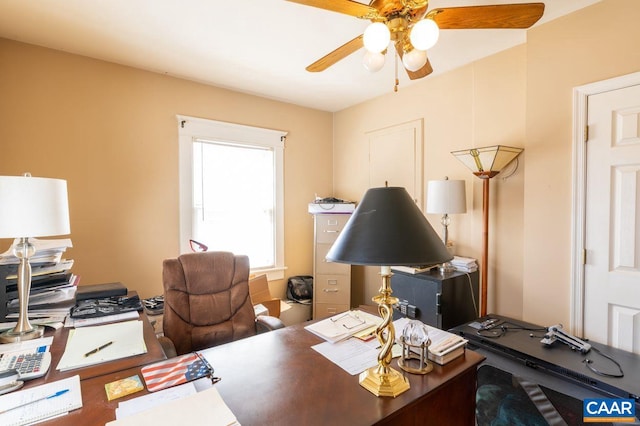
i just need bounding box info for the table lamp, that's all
[0,174,70,343]
[426,177,467,273]
[451,145,523,316]
[326,186,452,397]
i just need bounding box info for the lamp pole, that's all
[477,171,498,317]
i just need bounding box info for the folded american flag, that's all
[141,353,211,392]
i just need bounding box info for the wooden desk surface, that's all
[42,321,484,426]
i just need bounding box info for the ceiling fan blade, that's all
[286,0,377,18]
[395,41,433,80]
[432,3,545,29]
[306,35,364,72]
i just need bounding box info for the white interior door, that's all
[583,83,640,352]
[367,119,423,205]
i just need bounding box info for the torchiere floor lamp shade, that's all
[451,145,523,317]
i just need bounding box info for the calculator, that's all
[0,351,51,380]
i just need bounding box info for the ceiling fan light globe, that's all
[362,50,385,73]
[410,18,439,51]
[363,22,390,53]
[402,48,427,72]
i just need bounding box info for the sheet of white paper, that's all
[312,338,380,375]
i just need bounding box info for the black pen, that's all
[84,341,113,357]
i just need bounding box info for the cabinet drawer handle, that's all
[325,230,339,233]
[323,289,339,293]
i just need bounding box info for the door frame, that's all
[571,71,640,336]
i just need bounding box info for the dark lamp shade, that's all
[326,187,452,266]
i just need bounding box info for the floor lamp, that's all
[451,146,523,317]
[0,174,70,343]
[326,186,451,397]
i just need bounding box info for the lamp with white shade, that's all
[0,174,71,343]
[426,177,467,273]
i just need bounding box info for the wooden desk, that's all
[43,322,484,425]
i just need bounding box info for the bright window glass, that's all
[178,115,286,279]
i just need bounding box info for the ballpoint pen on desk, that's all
[0,389,69,414]
[84,341,113,357]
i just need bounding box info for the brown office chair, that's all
[159,251,284,357]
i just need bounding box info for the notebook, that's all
[0,374,82,426]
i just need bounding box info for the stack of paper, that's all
[107,383,239,426]
[450,256,478,272]
[304,310,379,343]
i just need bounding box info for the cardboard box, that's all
[249,274,290,318]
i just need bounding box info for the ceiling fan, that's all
[286,0,545,86]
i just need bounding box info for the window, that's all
[178,115,287,280]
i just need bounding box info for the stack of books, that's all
[450,256,478,272]
[2,238,77,321]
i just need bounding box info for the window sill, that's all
[250,266,287,281]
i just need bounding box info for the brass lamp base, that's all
[0,325,44,343]
[359,365,410,397]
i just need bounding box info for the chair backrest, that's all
[162,251,256,355]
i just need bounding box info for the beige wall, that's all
[523,0,640,326]
[0,39,333,300]
[334,0,640,327]
[334,47,526,317]
[2,0,639,327]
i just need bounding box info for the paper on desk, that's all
[0,374,82,426]
[304,310,380,343]
[107,385,239,426]
[115,378,212,419]
[56,320,147,371]
[312,338,380,375]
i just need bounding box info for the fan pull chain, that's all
[394,51,399,92]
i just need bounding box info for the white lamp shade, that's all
[402,48,427,72]
[362,50,385,72]
[363,22,390,53]
[426,179,467,215]
[410,19,439,51]
[0,175,70,238]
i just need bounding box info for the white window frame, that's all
[177,115,287,280]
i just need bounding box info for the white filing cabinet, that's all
[312,213,351,320]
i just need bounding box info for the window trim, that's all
[177,115,287,280]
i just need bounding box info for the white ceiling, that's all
[0,0,600,112]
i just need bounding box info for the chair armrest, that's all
[157,335,177,358]
[255,315,285,334]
